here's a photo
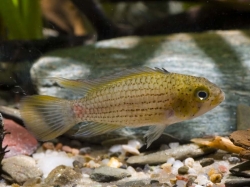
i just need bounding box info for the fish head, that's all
[170,74,225,120]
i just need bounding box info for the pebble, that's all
[228,156,241,164]
[87,160,100,168]
[178,166,189,175]
[200,158,215,167]
[62,145,72,153]
[167,157,175,165]
[150,179,159,184]
[184,157,195,168]
[169,142,179,149]
[3,119,38,158]
[209,173,222,183]
[128,139,142,149]
[32,150,74,178]
[79,147,91,154]
[109,145,123,153]
[55,143,63,150]
[195,175,210,186]
[42,142,55,150]
[90,166,131,182]
[1,155,42,184]
[176,180,186,186]
[73,160,83,169]
[44,165,82,186]
[107,157,123,168]
[122,144,140,155]
[161,163,172,173]
[71,148,80,155]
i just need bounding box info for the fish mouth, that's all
[218,90,225,103]
[210,89,225,107]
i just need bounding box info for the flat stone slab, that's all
[90,166,131,182]
[126,143,215,165]
[30,30,250,141]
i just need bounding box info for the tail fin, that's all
[20,95,76,141]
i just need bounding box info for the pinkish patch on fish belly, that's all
[164,109,180,124]
[72,104,85,119]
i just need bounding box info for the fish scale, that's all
[20,67,224,147]
[76,75,168,126]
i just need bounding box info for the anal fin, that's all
[144,125,167,148]
[74,122,121,137]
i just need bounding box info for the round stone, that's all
[178,166,189,175]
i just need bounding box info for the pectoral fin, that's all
[144,125,167,148]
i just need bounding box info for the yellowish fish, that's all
[20,67,225,147]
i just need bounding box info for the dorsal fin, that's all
[49,67,170,96]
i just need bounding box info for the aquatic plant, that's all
[0,0,43,40]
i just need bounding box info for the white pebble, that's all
[172,160,184,175]
[128,139,142,149]
[184,157,195,168]
[192,162,203,174]
[109,145,123,153]
[188,168,197,174]
[122,145,140,155]
[32,150,74,178]
[173,160,184,169]
[169,142,179,149]
[176,180,186,187]
[166,157,175,165]
[195,174,209,185]
[88,160,100,168]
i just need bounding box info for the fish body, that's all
[20,67,224,147]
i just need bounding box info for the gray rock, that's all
[127,143,215,165]
[1,155,42,184]
[228,156,241,164]
[237,104,250,130]
[200,158,215,167]
[230,160,250,177]
[31,30,250,141]
[44,165,82,186]
[90,166,131,182]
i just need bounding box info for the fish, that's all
[20,67,225,147]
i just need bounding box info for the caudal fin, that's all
[20,95,76,141]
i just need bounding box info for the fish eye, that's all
[196,90,209,100]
